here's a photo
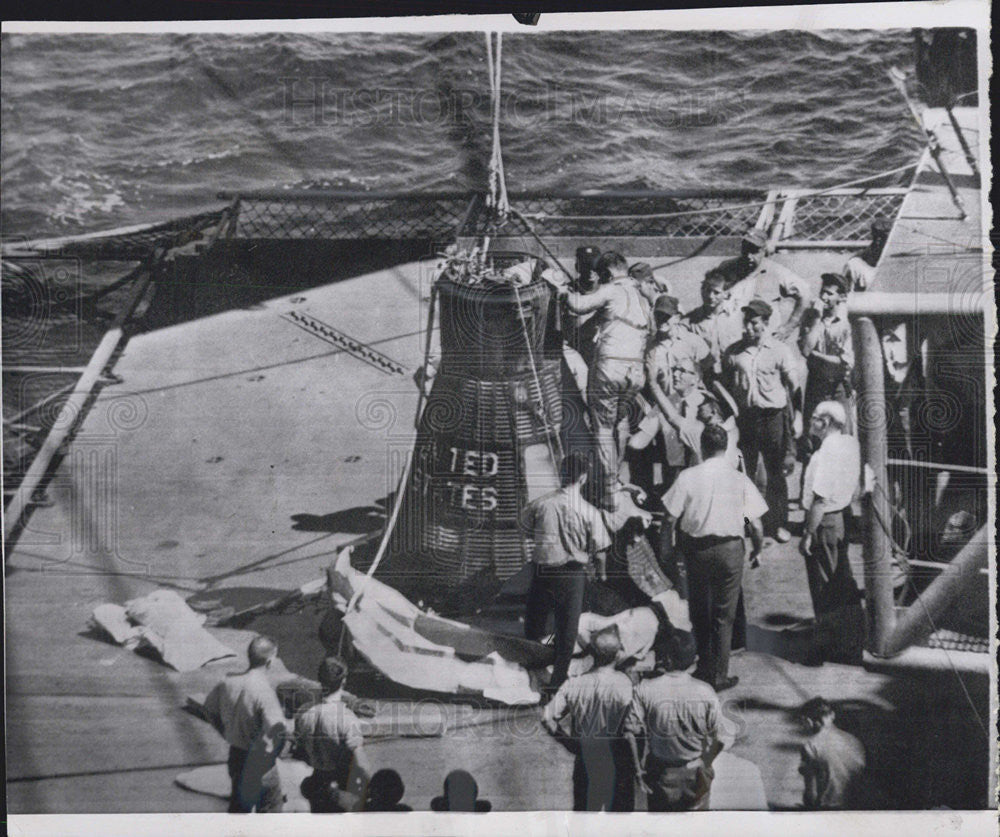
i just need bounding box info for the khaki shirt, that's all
[800,302,854,370]
[646,328,711,394]
[294,692,365,775]
[520,485,611,567]
[202,668,286,751]
[625,672,721,765]
[723,335,797,410]
[544,666,635,739]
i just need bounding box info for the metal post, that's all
[4,254,161,543]
[882,527,988,656]
[854,316,896,654]
[945,105,979,177]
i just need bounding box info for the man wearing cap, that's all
[542,625,637,811]
[843,217,891,292]
[799,402,864,664]
[660,424,767,691]
[202,636,288,813]
[553,252,652,508]
[624,640,726,810]
[705,228,769,289]
[294,656,373,813]
[723,297,798,543]
[645,295,712,395]
[799,272,855,433]
[521,451,613,694]
[685,246,809,378]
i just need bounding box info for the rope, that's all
[518,163,919,223]
[414,282,438,429]
[484,32,510,221]
[344,449,414,616]
[514,285,563,466]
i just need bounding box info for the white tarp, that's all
[90,588,236,671]
[329,549,541,705]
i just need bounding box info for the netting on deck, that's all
[782,191,907,243]
[229,193,474,241]
[221,189,908,246]
[479,192,767,238]
[1,211,225,261]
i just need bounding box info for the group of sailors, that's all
[527,230,867,663]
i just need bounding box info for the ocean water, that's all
[1,29,923,239]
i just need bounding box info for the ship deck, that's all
[5,111,993,817]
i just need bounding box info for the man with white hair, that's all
[799,401,863,663]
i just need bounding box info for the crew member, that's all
[565,245,602,367]
[705,228,768,288]
[630,260,671,308]
[624,643,725,810]
[629,355,707,492]
[685,261,809,379]
[521,451,612,694]
[553,251,651,508]
[798,697,867,809]
[202,636,288,813]
[661,424,766,691]
[799,401,864,664]
[843,217,891,292]
[294,656,372,813]
[799,272,854,432]
[723,297,798,542]
[645,295,712,394]
[542,626,636,811]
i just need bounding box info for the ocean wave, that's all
[2,29,919,236]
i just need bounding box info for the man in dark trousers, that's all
[660,424,766,691]
[202,636,288,813]
[799,401,865,664]
[723,297,798,543]
[521,450,612,695]
[542,625,636,811]
[624,635,725,811]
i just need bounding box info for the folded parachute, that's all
[327,548,551,705]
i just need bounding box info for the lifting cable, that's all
[484,31,510,223]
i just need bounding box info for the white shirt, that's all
[802,432,861,513]
[662,456,768,538]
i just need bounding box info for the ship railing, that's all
[849,294,990,657]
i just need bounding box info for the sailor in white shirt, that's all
[661,424,767,691]
[798,401,864,663]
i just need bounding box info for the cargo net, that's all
[231,194,473,240]
[1,210,224,261]
[483,193,768,239]
[781,191,907,243]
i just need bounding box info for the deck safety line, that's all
[518,163,919,222]
[281,310,407,375]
